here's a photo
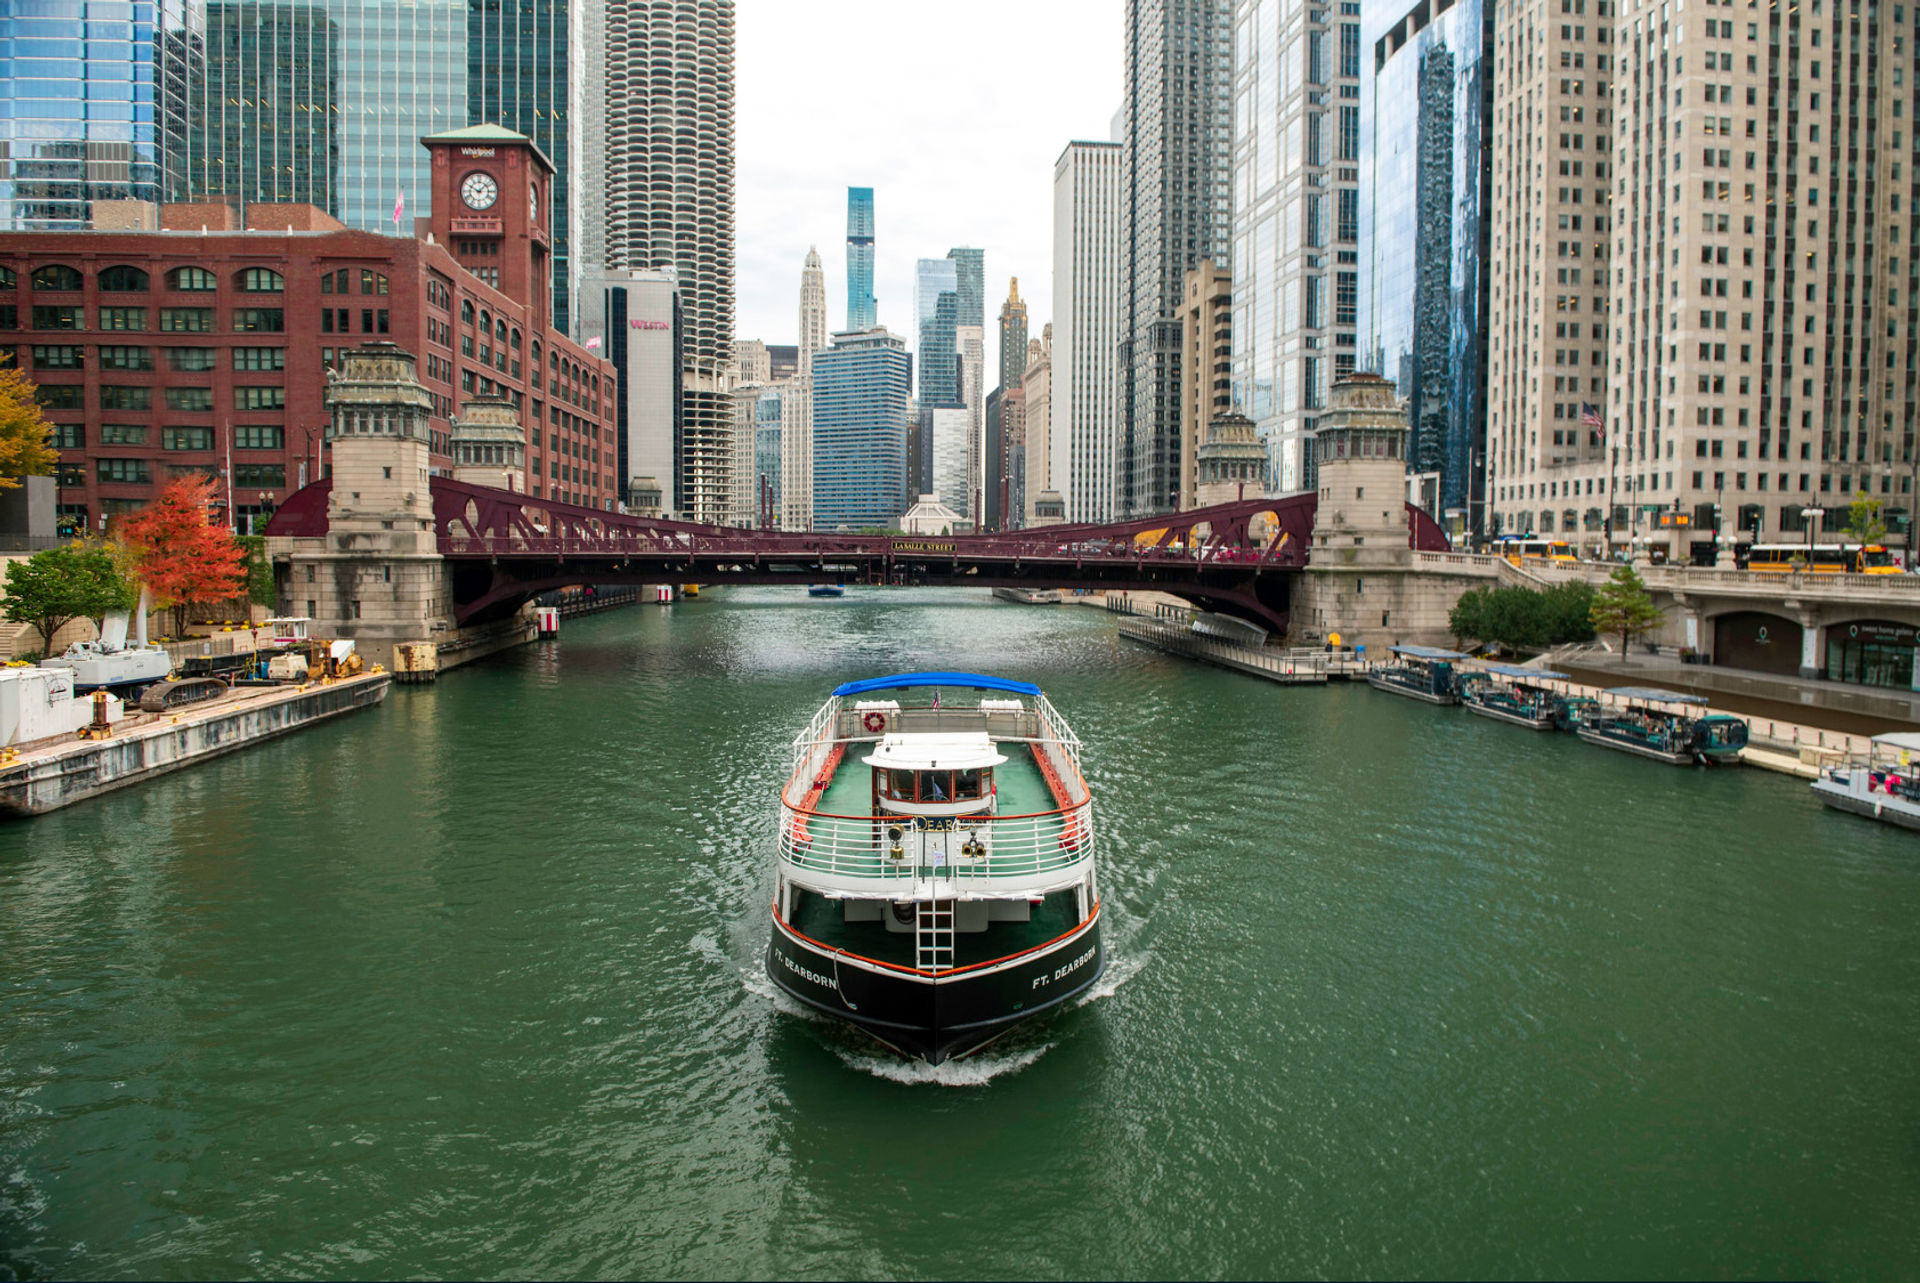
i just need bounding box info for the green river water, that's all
[3,587,1918,1280]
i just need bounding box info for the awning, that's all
[1605,686,1709,705]
[832,671,1041,698]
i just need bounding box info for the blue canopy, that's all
[1485,663,1570,681]
[1605,686,1709,706]
[1390,645,1467,660]
[832,671,1041,699]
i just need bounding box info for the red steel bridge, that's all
[265,478,1451,635]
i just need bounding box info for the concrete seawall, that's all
[0,674,391,818]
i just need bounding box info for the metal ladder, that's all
[915,894,955,973]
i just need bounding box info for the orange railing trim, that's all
[772,899,1100,979]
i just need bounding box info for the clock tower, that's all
[422,124,555,333]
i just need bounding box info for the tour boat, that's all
[1577,687,1750,766]
[1459,663,1571,730]
[1810,731,1920,831]
[1366,645,1466,705]
[807,584,846,598]
[767,672,1103,1064]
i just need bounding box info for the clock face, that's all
[460,172,499,211]
[529,182,539,222]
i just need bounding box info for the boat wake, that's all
[833,1041,1054,1086]
[1076,945,1150,1007]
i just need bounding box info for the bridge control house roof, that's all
[0,126,618,537]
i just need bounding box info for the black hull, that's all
[767,909,1105,1064]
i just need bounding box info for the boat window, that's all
[886,769,915,800]
[953,769,983,800]
[921,772,949,802]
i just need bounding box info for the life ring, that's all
[862,710,886,733]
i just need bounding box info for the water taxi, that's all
[807,584,846,598]
[767,672,1102,1065]
[1459,664,1571,729]
[1810,731,1920,831]
[1367,645,1466,705]
[1578,687,1750,766]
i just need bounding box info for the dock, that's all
[0,673,391,818]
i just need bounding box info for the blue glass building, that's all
[754,385,782,522]
[1363,0,1491,537]
[192,2,341,215]
[914,257,958,406]
[0,0,204,229]
[811,328,908,531]
[845,186,875,330]
[946,246,983,329]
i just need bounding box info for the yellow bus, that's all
[1741,543,1900,574]
[1492,535,1577,565]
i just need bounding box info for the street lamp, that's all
[1803,506,1826,570]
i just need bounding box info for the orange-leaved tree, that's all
[117,476,248,637]
[0,363,59,490]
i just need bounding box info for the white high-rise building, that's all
[799,245,828,376]
[779,376,812,530]
[578,268,680,514]
[957,324,985,517]
[580,0,736,523]
[1053,140,1125,522]
[929,406,972,520]
[1022,327,1053,524]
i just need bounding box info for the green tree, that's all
[1541,580,1597,645]
[0,539,135,654]
[1448,587,1490,648]
[1589,564,1664,659]
[1842,490,1889,545]
[236,535,276,608]
[1451,583,1594,653]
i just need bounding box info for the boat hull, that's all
[1811,776,1920,831]
[767,907,1105,1064]
[1463,699,1555,730]
[1576,725,1695,765]
[1366,673,1458,705]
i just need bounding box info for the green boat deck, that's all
[789,886,1083,970]
[812,740,1062,818]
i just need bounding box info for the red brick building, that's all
[0,125,617,536]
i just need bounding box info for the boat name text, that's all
[1032,944,1097,989]
[779,951,836,990]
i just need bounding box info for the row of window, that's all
[51,425,286,451]
[29,345,284,372]
[72,461,288,487]
[2,306,286,333]
[0,265,283,293]
[36,385,285,411]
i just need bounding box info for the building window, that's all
[97,307,147,332]
[234,386,284,411]
[0,267,14,290]
[50,422,83,449]
[97,345,153,371]
[100,424,147,445]
[236,268,285,293]
[97,458,152,484]
[30,264,82,291]
[360,270,388,296]
[233,308,284,333]
[30,345,82,370]
[100,385,152,411]
[97,265,149,292]
[233,463,286,488]
[31,306,84,330]
[234,425,285,450]
[159,308,215,333]
[56,462,87,487]
[161,426,214,451]
[163,387,213,412]
[168,347,217,371]
[232,347,285,371]
[167,267,217,291]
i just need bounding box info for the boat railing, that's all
[780,797,1097,883]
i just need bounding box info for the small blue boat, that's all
[1578,687,1749,766]
[807,584,845,598]
[1367,645,1466,705]
[1459,663,1571,730]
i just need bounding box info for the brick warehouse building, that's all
[0,126,617,536]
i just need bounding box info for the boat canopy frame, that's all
[1604,686,1710,706]
[832,671,1042,699]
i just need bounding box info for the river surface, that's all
[3,587,1918,1280]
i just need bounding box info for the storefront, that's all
[1823,619,1919,690]
[1713,612,1803,676]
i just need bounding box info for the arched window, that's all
[461,300,475,325]
[530,339,541,365]
[510,327,521,350]
[97,265,149,291]
[0,266,15,290]
[550,349,559,371]
[478,309,492,338]
[495,318,507,340]
[236,268,284,293]
[31,264,83,291]
[168,266,217,291]
[1539,509,1555,532]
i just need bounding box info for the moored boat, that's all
[1810,731,1920,831]
[1366,645,1466,705]
[807,584,846,598]
[1460,663,1571,729]
[767,672,1102,1065]
[1577,687,1750,766]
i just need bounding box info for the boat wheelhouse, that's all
[1578,687,1750,766]
[1367,645,1466,705]
[1460,664,1572,730]
[767,672,1102,1065]
[1810,731,1920,831]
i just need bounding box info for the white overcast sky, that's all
[733,0,1123,381]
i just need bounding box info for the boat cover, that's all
[1604,686,1709,705]
[832,672,1041,698]
[1871,731,1920,751]
[1389,645,1467,660]
[1484,664,1570,680]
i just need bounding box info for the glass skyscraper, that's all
[191,1,342,215]
[946,246,983,329]
[0,0,204,229]
[1363,0,1492,536]
[811,328,908,530]
[914,256,959,406]
[845,186,875,330]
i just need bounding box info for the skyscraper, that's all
[577,267,681,512]
[947,247,984,329]
[468,0,583,333]
[798,245,827,375]
[997,278,1029,396]
[846,187,876,330]
[1122,0,1234,516]
[811,328,909,530]
[191,2,342,217]
[581,0,736,523]
[990,279,1029,529]
[915,257,961,405]
[1023,327,1057,525]
[957,324,985,519]
[1178,261,1235,507]
[1,0,203,229]
[1365,0,1493,541]
[1054,140,1126,523]
[1229,0,1364,498]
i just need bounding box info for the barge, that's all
[1367,645,1466,705]
[1460,664,1571,730]
[1577,686,1750,766]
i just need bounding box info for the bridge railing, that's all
[779,797,1097,884]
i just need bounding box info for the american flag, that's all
[1582,402,1604,446]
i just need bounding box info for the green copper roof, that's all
[422,124,553,173]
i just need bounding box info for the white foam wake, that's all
[1075,948,1149,1006]
[834,1041,1054,1086]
